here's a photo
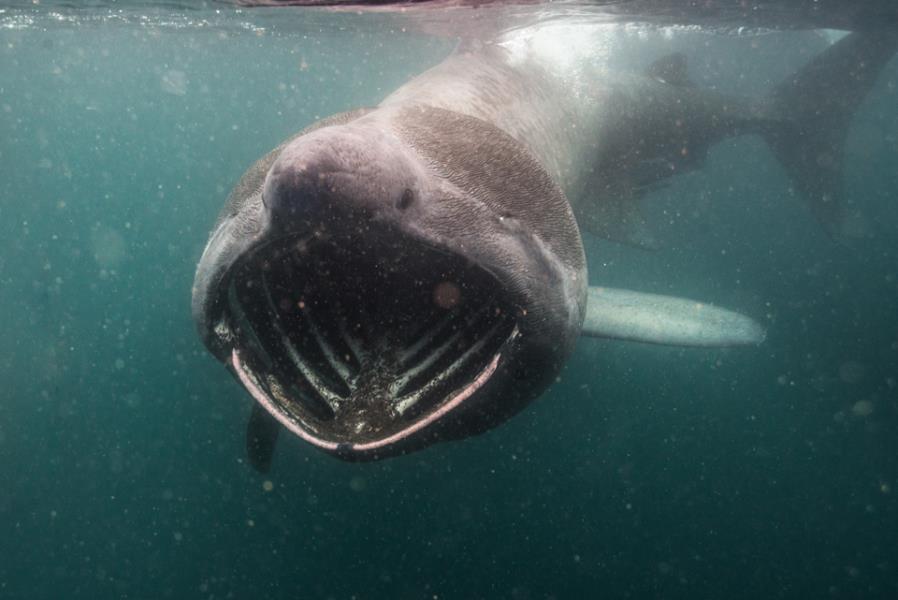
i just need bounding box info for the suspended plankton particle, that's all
[160,69,188,96]
[839,360,867,384]
[851,399,874,417]
[91,226,127,270]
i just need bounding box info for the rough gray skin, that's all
[379,44,760,247]
[383,31,897,243]
[193,89,587,464]
[192,29,897,468]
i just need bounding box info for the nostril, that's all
[397,188,415,211]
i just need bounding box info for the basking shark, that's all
[192,27,896,469]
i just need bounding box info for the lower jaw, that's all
[230,341,510,459]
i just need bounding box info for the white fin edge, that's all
[582,286,765,347]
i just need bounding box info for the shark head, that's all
[192,107,586,461]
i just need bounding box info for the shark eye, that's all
[397,188,415,210]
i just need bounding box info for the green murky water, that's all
[2,5,897,599]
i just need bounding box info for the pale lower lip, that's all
[231,347,502,455]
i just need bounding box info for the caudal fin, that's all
[764,31,898,237]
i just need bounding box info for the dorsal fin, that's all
[646,52,692,87]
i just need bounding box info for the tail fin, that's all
[763,31,898,237]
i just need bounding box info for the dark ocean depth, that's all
[1,6,897,599]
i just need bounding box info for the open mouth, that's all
[221,230,519,454]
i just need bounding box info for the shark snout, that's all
[261,126,421,233]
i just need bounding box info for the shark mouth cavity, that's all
[222,232,519,456]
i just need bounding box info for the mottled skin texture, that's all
[378,29,897,242]
[193,67,589,459]
[193,28,897,464]
[378,42,760,244]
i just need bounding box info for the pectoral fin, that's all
[582,286,765,347]
[246,402,280,473]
